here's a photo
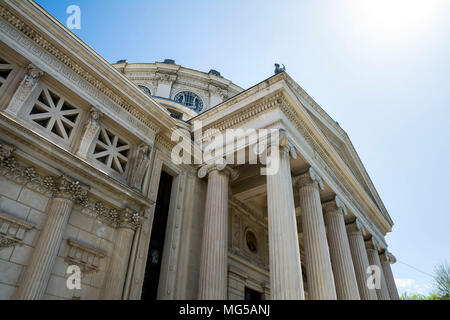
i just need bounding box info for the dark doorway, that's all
[141,171,173,300]
[245,287,262,301]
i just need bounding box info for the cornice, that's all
[0,1,175,135]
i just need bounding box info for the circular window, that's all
[138,85,152,96]
[245,230,258,253]
[174,91,204,112]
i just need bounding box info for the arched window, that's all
[173,91,203,112]
[138,85,152,96]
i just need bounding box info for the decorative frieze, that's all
[64,239,105,274]
[0,142,142,229]
[0,211,34,249]
[118,207,141,230]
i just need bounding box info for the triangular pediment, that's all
[283,76,391,224]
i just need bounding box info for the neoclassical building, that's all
[0,0,399,300]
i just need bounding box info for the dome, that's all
[113,60,243,121]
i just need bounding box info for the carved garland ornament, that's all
[0,142,142,229]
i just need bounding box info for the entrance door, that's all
[141,171,173,300]
[245,287,262,300]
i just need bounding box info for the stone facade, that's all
[0,0,399,300]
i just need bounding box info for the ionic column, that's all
[76,107,103,159]
[346,221,378,300]
[365,238,391,300]
[197,163,238,300]
[379,251,400,300]
[266,145,305,300]
[102,208,141,300]
[14,175,88,300]
[323,197,360,300]
[5,64,44,117]
[295,168,336,300]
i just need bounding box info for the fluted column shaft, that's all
[366,244,391,300]
[324,200,360,300]
[266,147,304,300]
[14,196,73,299]
[297,169,336,300]
[102,225,135,300]
[198,168,230,300]
[346,224,378,300]
[380,253,400,300]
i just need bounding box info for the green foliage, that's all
[400,261,450,300]
[400,292,446,300]
[433,262,450,299]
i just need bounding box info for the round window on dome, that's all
[174,91,204,112]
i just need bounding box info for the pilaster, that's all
[101,208,141,300]
[14,175,88,300]
[5,63,44,117]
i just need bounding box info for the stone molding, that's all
[198,162,239,181]
[64,239,106,274]
[0,211,34,249]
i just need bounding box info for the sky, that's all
[34,0,450,296]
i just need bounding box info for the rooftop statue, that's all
[274,63,286,74]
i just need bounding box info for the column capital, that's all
[88,106,103,122]
[53,175,89,205]
[294,167,324,190]
[266,128,298,159]
[380,251,397,264]
[345,218,366,236]
[198,161,239,180]
[365,237,381,252]
[117,207,141,230]
[24,63,44,87]
[322,195,347,216]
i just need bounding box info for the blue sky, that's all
[35,0,450,295]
